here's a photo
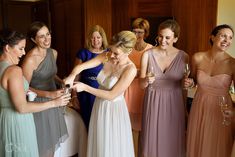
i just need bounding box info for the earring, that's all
[155,36,159,46]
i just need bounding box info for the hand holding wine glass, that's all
[146,65,155,90]
[219,96,232,126]
[184,63,190,78]
[61,84,71,114]
[184,63,191,89]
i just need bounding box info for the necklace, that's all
[134,42,147,51]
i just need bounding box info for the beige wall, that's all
[217,0,235,57]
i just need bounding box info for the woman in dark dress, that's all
[73,25,108,129]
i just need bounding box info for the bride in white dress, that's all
[64,31,137,157]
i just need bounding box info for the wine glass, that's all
[184,64,190,78]
[61,84,71,114]
[219,96,231,126]
[146,66,155,90]
[184,63,191,89]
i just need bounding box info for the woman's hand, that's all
[73,82,87,92]
[223,109,234,118]
[52,93,71,107]
[146,75,155,85]
[63,74,76,87]
[48,89,64,99]
[184,78,194,89]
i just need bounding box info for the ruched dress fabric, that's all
[187,70,234,157]
[139,50,186,157]
[0,61,39,157]
[87,61,134,157]
[76,48,103,129]
[30,48,68,156]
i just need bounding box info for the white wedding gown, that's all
[87,64,134,157]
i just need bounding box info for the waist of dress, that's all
[31,81,56,90]
[150,81,182,90]
[86,76,96,81]
[100,95,124,103]
[197,86,228,96]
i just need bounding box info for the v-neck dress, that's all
[87,61,134,157]
[139,50,186,157]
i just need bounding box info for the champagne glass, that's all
[61,84,70,114]
[184,63,190,78]
[219,96,231,126]
[184,63,191,89]
[146,66,155,90]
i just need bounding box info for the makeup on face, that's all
[35,26,51,48]
[8,39,26,64]
[132,29,145,35]
[91,31,102,50]
[157,28,176,48]
[216,29,233,42]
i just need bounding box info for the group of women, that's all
[65,18,235,157]
[0,25,71,157]
[0,17,235,157]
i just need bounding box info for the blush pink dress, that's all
[187,70,234,157]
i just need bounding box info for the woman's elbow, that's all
[15,105,28,114]
[106,95,116,101]
[105,93,119,101]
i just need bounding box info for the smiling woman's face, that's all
[157,28,178,50]
[8,39,26,64]
[109,46,127,64]
[211,28,233,51]
[91,31,103,50]
[34,26,51,49]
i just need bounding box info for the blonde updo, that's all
[110,31,137,54]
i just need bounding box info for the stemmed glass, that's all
[184,63,191,89]
[219,96,231,126]
[61,84,70,114]
[146,66,155,90]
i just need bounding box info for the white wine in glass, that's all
[219,96,231,126]
[184,63,190,78]
[184,63,191,90]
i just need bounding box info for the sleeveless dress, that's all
[186,70,234,157]
[139,50,186,157]
[0,61,39,157]
[76,48,103,129]
[87,61,135,157]
[30,48,68,156]
[125,43,153,131]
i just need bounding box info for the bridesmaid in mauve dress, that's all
[124,17,152,156]
[186,24,235,157]
[139,19,187,157]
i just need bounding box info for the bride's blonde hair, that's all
[110,31,136,54]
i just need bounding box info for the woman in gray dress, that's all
[21,22,68,157]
